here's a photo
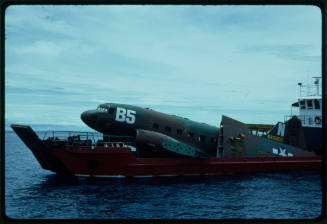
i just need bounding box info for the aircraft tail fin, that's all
[267,116,307,149]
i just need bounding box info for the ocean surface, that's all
[5,131,322,219]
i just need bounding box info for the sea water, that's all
[4,131,322,219]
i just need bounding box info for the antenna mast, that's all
[312,76,321,96]
[297,82,302,97]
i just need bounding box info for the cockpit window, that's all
[108,108,115,114]
[96,106,108,112]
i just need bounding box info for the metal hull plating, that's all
[302,127,322,152]
[49,146,321,177]
[11,122,322,178]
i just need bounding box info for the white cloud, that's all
[19,40,62,55]
[12,39,96,56]
[4,5,322,128]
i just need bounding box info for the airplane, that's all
[81,103,318,159]
[81,103,219,158]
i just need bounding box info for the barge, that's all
[10,77,323,177]
[11,115,321,178]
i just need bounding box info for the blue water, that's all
[5,131,322,219]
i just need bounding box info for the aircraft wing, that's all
[161,141,209,158]
[136,129,209,158]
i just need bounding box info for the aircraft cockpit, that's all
[96,105,108,112]
[96,104,116,114]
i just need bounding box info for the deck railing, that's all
[42,131,135,145]
[247,124,274,136]
[284,115,307,125]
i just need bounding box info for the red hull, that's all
[50,146,322,178]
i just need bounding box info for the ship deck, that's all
[11,124,322,178]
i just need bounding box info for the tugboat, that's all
[11,79,322,178]
[266,77,322,156]
[288,77,322,153]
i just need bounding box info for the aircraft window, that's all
[108,108,115,114]
[187,132,194,138]
[199,135,206,142]
[96,106,107,112]
[165,126,171,132]
[153,123,159,129]
[177,129,182,135]
[307,100,313,109]
[300,100,306,109]
[314,99,320,109]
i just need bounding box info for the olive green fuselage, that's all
[81,103,219,156]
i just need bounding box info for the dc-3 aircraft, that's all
[81,103,218,158]
[81,103,317,159]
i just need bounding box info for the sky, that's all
[4,5,322,131]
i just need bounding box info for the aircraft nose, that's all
[81,110,98,125]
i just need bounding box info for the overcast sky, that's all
[5,5,321,131]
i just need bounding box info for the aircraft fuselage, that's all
[81,103,219,156]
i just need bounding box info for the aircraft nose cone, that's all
[81,110,98,126]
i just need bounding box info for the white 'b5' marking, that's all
[115,107,136,124]
[116,107,126,122]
